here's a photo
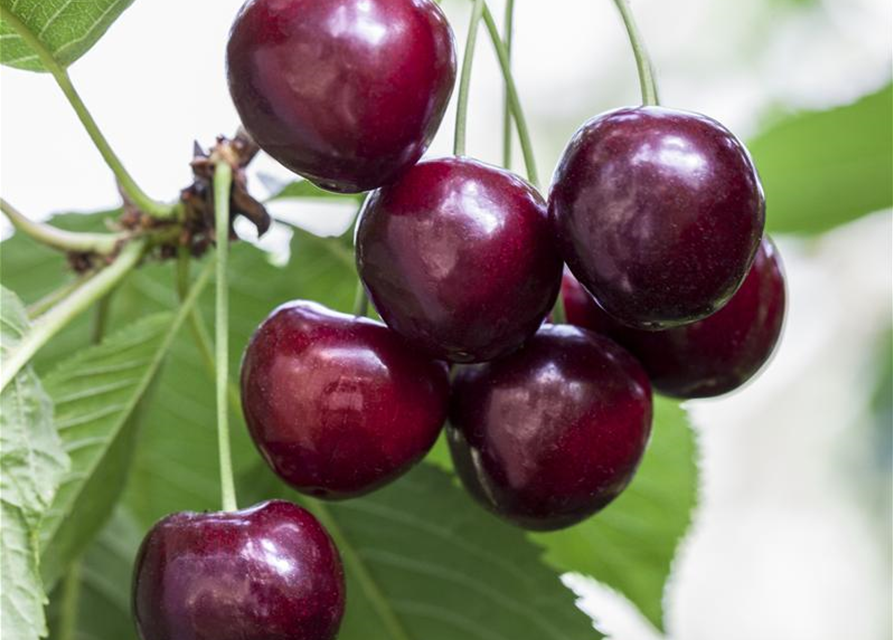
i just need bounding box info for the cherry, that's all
[226,0,456,193]
[356,157,563,363]
[562,237,786,398]
[448,325,652,530]
[240,301,449,498]
[132,500,344,640]
[549,106,765,329]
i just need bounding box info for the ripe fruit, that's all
[448,325,653,530]
[550,106,765,329]
[356,157,563,363]
[132,500,344,640]
[226,0,456,193]
[241,301,449,498]
[562,237,786,398]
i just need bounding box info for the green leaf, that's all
[751,84,893,235]
[0,0,135,72]
[532,398,698,631]
[265,178,366,203]
[47,507,142,640]
[428,399,698,631]
[38,313,173,591]
[0,286,69,640]
[245,462,602,640]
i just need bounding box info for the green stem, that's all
[91,292,113,344]
[213,161,238,512]
[56,562,81,640]
[502,0,516,169]
[27,277,91,319]
[0,239,146,392]
[481,3,540,188]
[176,248,242,412]
[0,7,176,219]
[454,0,486,156]
[1,198,122,254]
[611,0,659,105]
[352,281,369,317]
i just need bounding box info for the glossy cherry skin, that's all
[356,157,563,363]
[226,0,456,193]
[448,325,653,531]
[563,237,786,398]
[132,500,344,640]
[549,106,765,329]
[241,301,449,498]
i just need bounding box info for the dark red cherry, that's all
[549,106,765,329]
[241,301,449,498]
[132,500,344,640]
[227,0,456,193]
[448,325,653,531]
[356,157,563,363]
[562,237,786,398]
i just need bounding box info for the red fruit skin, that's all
[448,325,653,531]
[241,301,449,499]
[562,238,786,399]
[132,501,345,640]
[356,157,563,364]
[549,106,765,329]
[226,0,456,193]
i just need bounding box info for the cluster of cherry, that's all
[131,1,785,639]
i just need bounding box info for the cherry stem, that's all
[1,198,123,254]
[27,277,92,319]
[611,0,660,106]
[213,161,239,512]
[480,3,540,188]
[454,0,486,157]
[502,0,515,169]
[0,238,146,392]
[0,6,177,220]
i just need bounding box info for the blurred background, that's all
[1,0,890,638]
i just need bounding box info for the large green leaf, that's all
[533,398,697,631]
[751,83,893,235]
[0,0,135,72]
[38,313,174,590]
[47,507,142,640]
[0,286,69,640]
[245,462,602,640]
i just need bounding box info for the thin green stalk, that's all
[454,0,486,156]
[0,7,176,219]
[213,161,238,512]
[27,277,91,319]
[352,282,369,317]
[1,198,122,254]
[175,248,241,413]
[91,292,113,344]
[56,562,81,640]
[0,239,146,392]
[481,3,540,188]
[502,0,516,169]
[611,0,659,105]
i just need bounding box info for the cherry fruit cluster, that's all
[132,1,786,638]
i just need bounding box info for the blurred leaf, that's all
[245,462,602,640]
[750,84,893,235]
[0,286,69,640]
[265,177,366,203]
[47,507,142,640]
[0,0,135,72]
[38,314,174,591]
[428,399,698,631]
